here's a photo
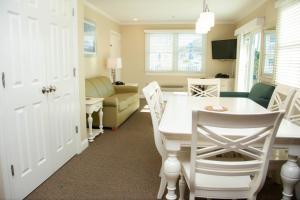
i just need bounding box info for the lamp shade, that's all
[107,57,122,69]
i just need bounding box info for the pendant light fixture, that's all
[195,0,215,34]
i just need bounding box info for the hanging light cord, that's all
[203,0,210,12]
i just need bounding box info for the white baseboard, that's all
[79,139,89,154]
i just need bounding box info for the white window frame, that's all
[260,30,276,82]
[144,30,206,76]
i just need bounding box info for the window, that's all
[145,31,205,73]
[262,31,276,76]
[276,1,300,88]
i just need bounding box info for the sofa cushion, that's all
[248,83,275,108]
[85,76,115,98]
[103,96,118,107]
[116,93,139,112]
[103,93,138,112]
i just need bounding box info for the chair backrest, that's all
[187,78,220,97]
[190,110,285,193]
[267,84,295,112]
[286,90,300,126]
[142,82,165,157]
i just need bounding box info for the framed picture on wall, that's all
[84,20,96,55]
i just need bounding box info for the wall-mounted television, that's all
[212,39,237,59]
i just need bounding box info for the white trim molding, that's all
[121,20,235,25]
[79,139,89,154]
[144,29,196,33]
[235,0,268,22]
[234,17,265,36]
[84,0,120,24]
[275,0,300,8]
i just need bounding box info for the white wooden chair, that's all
[270,90,300,166]
[267,84,296,112]
[286,90,300,126]
[142,82,168,199]
[187,78,220,97]
[180,110,285,200]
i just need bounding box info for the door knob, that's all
[42,87,50,94]
[49,85,56,93]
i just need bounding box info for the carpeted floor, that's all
[26,100,288,200]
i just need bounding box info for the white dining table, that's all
[159,93,300,200]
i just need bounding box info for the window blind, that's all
[145,32,205,73]
[276,1,300,88]
[262,31,276,75]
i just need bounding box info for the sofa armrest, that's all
[114,85,138,93]
[103,96,118,107]
[220,92,249,98]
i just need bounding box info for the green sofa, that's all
[220,82,275,108]
[85,76,140,129]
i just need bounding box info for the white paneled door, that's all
[0,0,78,199]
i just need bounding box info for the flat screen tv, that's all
[212,39,237,59]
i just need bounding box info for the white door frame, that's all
[72,0,85,154]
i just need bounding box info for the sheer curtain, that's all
[234,19,263,92]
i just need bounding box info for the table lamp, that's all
[107,57,122,83]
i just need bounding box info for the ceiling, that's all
[85,0,268,24]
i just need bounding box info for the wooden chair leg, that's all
[157,176,167,199]
[179,172,186,200]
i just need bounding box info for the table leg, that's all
[281,155,300,200]
[99,107,104,134]
[88,113,94,142]
[164,150,181,200]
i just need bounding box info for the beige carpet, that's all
[26,100,289,200]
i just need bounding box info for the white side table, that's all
[85,97,104,142]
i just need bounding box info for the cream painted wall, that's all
[77,3,121,141]
[84,6,121,78]
[121,24,236,92]
[236,0,277,29]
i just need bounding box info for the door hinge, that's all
[72,8,75,16]
[75,126,78,134]
[2,72,5,88]
[10,165,14,176]
[73,68,76,77]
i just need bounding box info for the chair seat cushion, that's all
[181,160,251,191]
[248,83,275,108]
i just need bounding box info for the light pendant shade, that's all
[195,0,215,34]
[200,11,215,28]
[196,19,210,34]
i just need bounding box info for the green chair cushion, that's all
[220,92,249,98]
[248,83,275,108]
[220,82,275,108]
